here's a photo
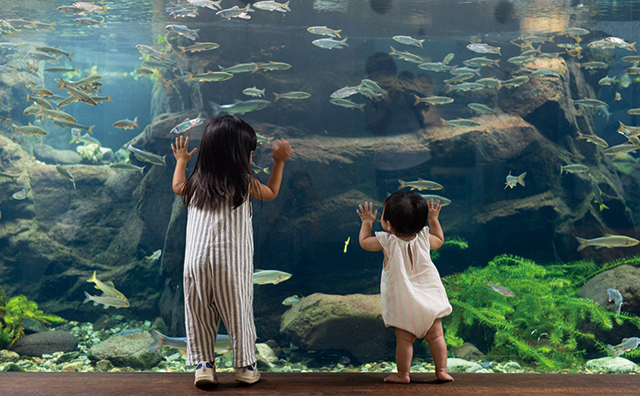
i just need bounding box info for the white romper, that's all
[376,227,452,338]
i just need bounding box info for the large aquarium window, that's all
[1,0,640,378]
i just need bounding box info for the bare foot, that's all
[436,369,454,382]
[383,373,411,384]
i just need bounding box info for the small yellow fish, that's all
[344,236,350,253]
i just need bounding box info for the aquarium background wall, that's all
[1,0,640,374]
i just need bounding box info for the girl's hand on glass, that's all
[357,201,378,223]
[427,198,442,220]
[272,139,294,162]
[171,136,197,162]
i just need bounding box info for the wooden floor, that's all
[2,372,639,396]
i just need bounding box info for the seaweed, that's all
[442,254,640,370]
[432,236,469,260]
[0,294,67,349]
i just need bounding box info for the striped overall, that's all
[375,227,452,338]
[183,199,257,367]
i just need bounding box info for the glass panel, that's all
[0,0,639,377]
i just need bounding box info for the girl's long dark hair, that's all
[182,115,258,211]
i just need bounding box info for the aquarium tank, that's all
[0,0,640,376]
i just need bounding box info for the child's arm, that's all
[427,198,444,250]
[250,139,293,201]
[357,202,383,251]
[171,136,197,196]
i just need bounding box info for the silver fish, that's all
[607,337,640,358]
[127,144,166,166]
[467,43,501,56]
[109,163,145,173]
[83,291,130,309]
[313,38,348,49]
[210,100,271,116]
[485,282,515,297]
[505,171,526,189]
[392,35,425,48]
[398,179,443,191]
[253,269,292,285]
[575,235,640,251]
[607,288,623,315]
[560,164,589,174]
[149,329,231,353]
[145,249,162,263]
[330,86,360,99]
[12,189,27,200]
[56,166,76,189]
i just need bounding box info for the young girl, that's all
[357,191,454,383]
[171,115,293,387]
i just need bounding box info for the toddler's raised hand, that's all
[427,198,442,221]
[357,201,378,223]
[272,139,294,162]
[171,136,197,162]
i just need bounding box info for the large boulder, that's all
[88,332,162,369]
[33,144,82,165]
[280,293,395,362]
[11,331,77,357]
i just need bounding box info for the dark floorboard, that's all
[1,372,639,396]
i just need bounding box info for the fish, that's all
[417,62,450,72]
[257,61,292,71]
[92,95,113,104]
[468,103,497,115]
[607,338,640,358]
[442,53,455,65]
[185,71,234,82]
[575,235,640,251]
[445,82,485,92]
[485,282,515,297]
[243,87,266,98]
[398,179,443,191]
[87,271,127,299]
[35,46,73,61]
[113,117,139,130]
[329,99,365,111]
[254,1,291,12]
[504,171,526,189]
[27,51,59,64]
[628,108,640,115]
[56,79,97,106]
[187,0,222,10]
[576,131,608,148]
[560,164,589,174]
[57,5,88,14]
[252,163,270,175]
[12,123,47,136]
[12,189,27,200]
[562,27,590,36]
[54,120,94,134]
[149,329,231,354]
[145,249,162,263]
[573,99,607,108]
[282,295,302,306]
[0,116,10,124]
[579,61,608,69]
[210,100,271,116]
[467,43,501,56]
[83,291,130,309]
[413,95,453,106]
[41,109,77,124]
[330,86,360,99]
[444,73,476,84]
[624,67,640,75]
[109,162,145,173]
[589,175,608,211]
[165,24,199,40]
[44,67,78,73]
[136,67,155,76]
[257,134,274,145]
[621,55,640,63]
[531,68,562,78]
[393,35,425,48]
[598,76,617,86]
[440,118,481,128]
[313,38,349,50]
[344,236,350,253]
[253,269,292,285]
[178,42,219,53]
[135,44,166,58]
[0,172,20,182]
[475,78,502,89]
[501,76,530,88]
[607,288,624,315]
[359,79,386,97]
[23,105,41,116]
[170,115,204,134]
[420,194,451,206]
[27,94,53,110]
[74,17,104,27]
[463,57,500,68]
[273,92,311,101]
[216,5,254,19]
[605,37,636,51]
[603,144,640,155]
[388,46,423,63]
[56,165,76,189]
[587,39,616,50]
[615,92,622,101]
[31,87,54,97]
[128,144,166,166]
[74,2,108,14]
[307,26,341,38]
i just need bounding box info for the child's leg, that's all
[384,327,416,383]
[423,319,454,382]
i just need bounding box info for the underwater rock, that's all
[446,358,483,373]
[585,357,638,374]
[11,331,78,357]
[88,332,162,369]
[33,144,82,165]
[0,350,20,363]
[450,342,484,361]
[280,293,396,362]
[95,359,114,372]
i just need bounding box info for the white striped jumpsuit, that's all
[183,199,257,367]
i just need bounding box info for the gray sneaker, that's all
[194,362,218,387]
[235,363,260,384]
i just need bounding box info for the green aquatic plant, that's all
[432,236,468,260]
[442,254,640,370]
[0,294,67,349]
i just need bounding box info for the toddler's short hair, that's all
[383,191,428,235]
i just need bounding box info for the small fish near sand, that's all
[505,171,526,189]
[253,269,292,285]
[607,288,624,315]
[485,282,515,297]
[575,234,640,251]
